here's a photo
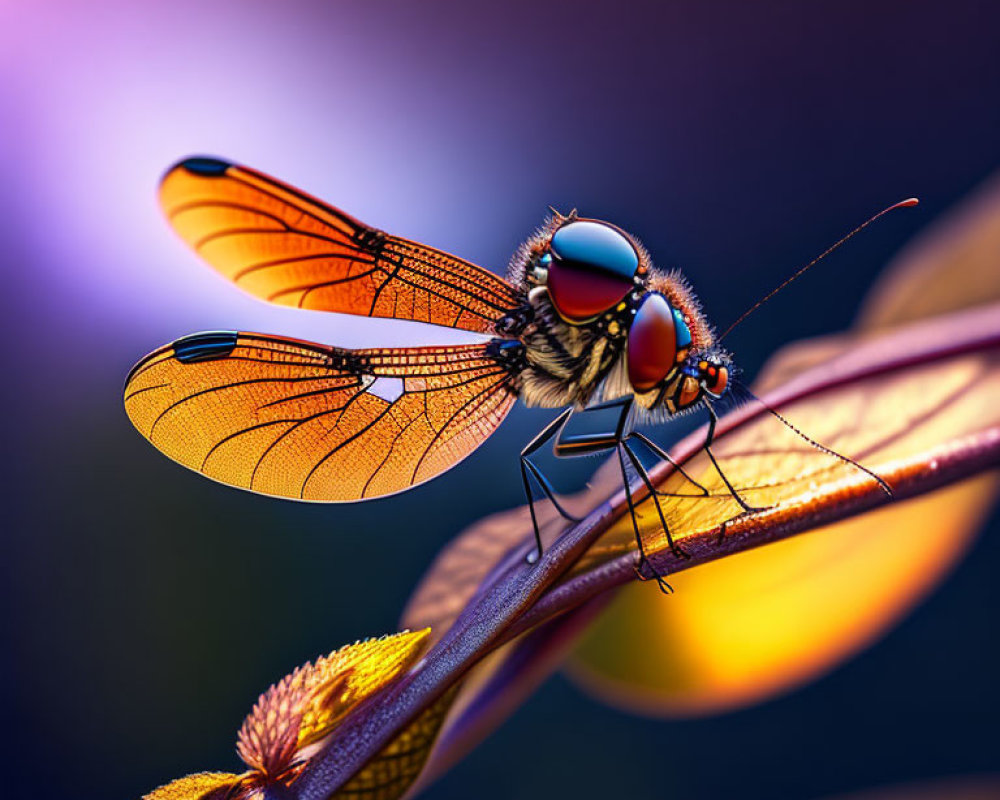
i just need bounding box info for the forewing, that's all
[159,157,520,333]
[124,332,516,501]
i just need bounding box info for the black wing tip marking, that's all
[123,330,238,393]
[172,330,239,363]
[168,156,234,180]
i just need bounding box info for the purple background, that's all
[2,2,999,798]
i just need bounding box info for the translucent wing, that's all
[159,157,521,333]
[124,332,517,501]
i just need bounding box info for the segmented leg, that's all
[522,398,639,563]
[625,430,710,497]
[521,397,728,590]
[621,439,690,559]
[702,399,771,544]
[520,407,581,563]
[617,444,673,594]
[703,399,768,513]
[520,397,676,591]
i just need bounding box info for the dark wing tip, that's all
[172,330,239,363]
[163,156,234,184]
[123,330,238,396]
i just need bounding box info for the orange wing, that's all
[159,157,521,333]
[124,332,517,501]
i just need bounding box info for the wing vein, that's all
[148,374,356,440]
[409,375,512,484]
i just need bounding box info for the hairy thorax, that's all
[517,288,627,409]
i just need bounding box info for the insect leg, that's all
[551,396,633,456]
[551,397,675,591]
[625,430,709,497]
[617,444,673,594]
[523,397,683,590]
[521,407,578,564]
[522,398,634,564]
[703,399,767,513]
[621,440,690,559]
[524,459,582,522]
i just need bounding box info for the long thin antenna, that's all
[732,379,893,498]
[718,197,919,342]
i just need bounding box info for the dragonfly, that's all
[124,156,915,589]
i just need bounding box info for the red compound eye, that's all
[627,293,678,392]
[545,220,639,321]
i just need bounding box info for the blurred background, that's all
[2,1,998,798]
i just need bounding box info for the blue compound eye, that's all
[550,220,639,280]
[546,220,640,321]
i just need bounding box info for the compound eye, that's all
[627,293,678,392]
[704,365,729,397]
[546,220,639,321]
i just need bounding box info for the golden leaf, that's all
[237,630,430,778]
[296,631,430,751]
